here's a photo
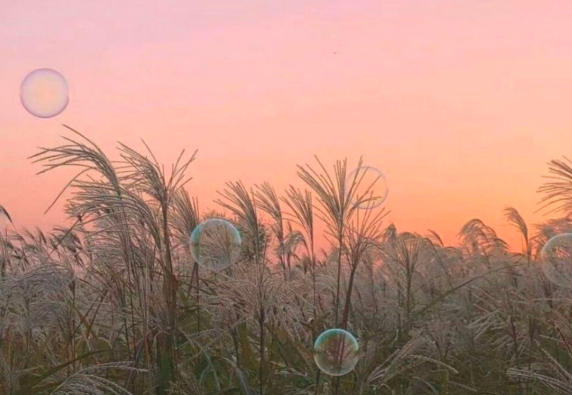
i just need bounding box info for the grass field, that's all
[2,127,572,394]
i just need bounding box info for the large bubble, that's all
[190,218,242,271]
[313,328,359,376]
[540,233,572,288]
[20,68,69,118]
[346,166,388,210]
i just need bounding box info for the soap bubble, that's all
[314,328,359,376]
[540,233,572,288]
[0,206,12,232]
[346,166,388,210]
[190,218,242,271]
[20,68,69,118]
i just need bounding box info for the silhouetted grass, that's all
[1,128,572,394]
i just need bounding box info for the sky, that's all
[1,0,572,250]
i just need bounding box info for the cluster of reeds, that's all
[2,127,572,394]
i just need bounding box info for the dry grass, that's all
[1,129,572,394]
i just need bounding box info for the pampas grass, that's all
[2,127,572,394]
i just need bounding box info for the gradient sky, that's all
[2,0,572,250]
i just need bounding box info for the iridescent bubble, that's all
[540,233,572,288]
[325,248,343,267]
[20,68,69,118]
[314,328,359,376]
[346,166,388,210]
[0,206,12,231]
[190,218,242,271]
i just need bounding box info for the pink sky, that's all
[2,0,572,250]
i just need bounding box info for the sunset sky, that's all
[2,1,572,250]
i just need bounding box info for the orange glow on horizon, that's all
[2,1,572,251]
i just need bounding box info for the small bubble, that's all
[20,68,69,118]
[190,218,242,271]
[540,233,572,288]
[314,328,359,376]
[346,166,388,210]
